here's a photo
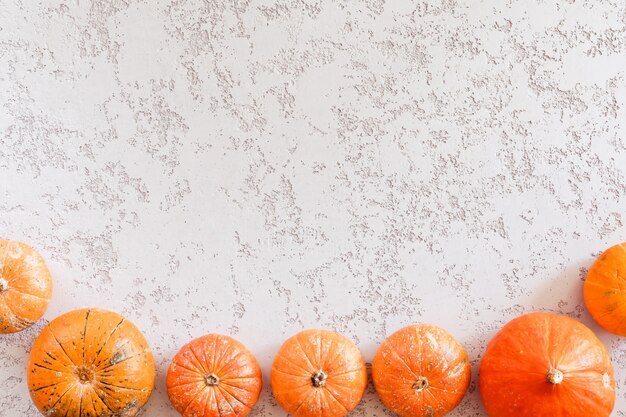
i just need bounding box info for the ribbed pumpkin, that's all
[28,308,155,417]
[372,324,471,417]
[480,312,615,417]
[271,329,368,417]
[166,334,262,417]
[584,242,626,335]
[0,239,52,333]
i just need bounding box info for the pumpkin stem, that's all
[74,366,95,384]
[547,369,564,385]
[311,370,327,388]
[412,376,429,392]
[0,278,8,293]
[204,373,220,386]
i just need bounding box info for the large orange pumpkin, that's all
[28,308,155,417]
[480,312,615,417]
[584,242,626,335]
[166,334,262,417]
[271,329,367,417]
[372,324,470,417]
[0,239,53,333]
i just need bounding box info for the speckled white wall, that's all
[1,0,626,416]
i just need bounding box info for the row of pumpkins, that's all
[1,239,625,417]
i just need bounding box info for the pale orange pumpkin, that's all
[372,324,471,417]
[271,329,368,417]
[0,239,52,333]
[166,334,263,417]
[480,312,615,417]
[28,308,155,417]
[584,242,626,335]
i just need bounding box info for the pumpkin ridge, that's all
[91,317,125,366]
[32,362,69,374]
[168,379,204,389]
[271,368,310,378]
[90,384,116,413]
[173,360,205,375]
[322,384,349,412]
[48,328,78,367]
[188,343,210,375]
[182,381,208,414]
[321,337,343,371]
[326,368,365,379]
[82,309,90,365]
[386,342,418,379]
[276,350,317,375]
[293,383,318,413]
[217,384,253,410]
[7,287,48,301]
[218,382,251,410]
[294,334,317,371]
[213,348,245,377]
[96,351,145,373]
[207,335,220,373]
[97,380,149,392]
[46,383,77,411]
[217,385,240,415]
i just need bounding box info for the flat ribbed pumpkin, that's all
[0,239,52,333]
[480,312,615,417]
[372,324,471,417]
[271,329,367,417]
[166,334,262,417]
[584,242,626,335]
[28,308,155,417]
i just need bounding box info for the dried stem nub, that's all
[547,369,564,385]
[205,373,220,386]
[413,376,429,392]
[312,370,327,388]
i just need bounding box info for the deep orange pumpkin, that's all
[28,308,155,417]
[0,240,53,333]
[584,242,626,335]
[166,334,262,417]
[271,329,367,417]
[372,324,470,417]
[480,312,615,417]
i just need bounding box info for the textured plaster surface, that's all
[1,0,626,416]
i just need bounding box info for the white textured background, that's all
[2,0,626,416]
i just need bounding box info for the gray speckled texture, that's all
[1,0,626,416]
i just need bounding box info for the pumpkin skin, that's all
[166,334,262,417]
[27,308,155,417]
[479,312,615,417]
[372,324,471,417]
[584,242,626,335]
[271,329,367,417]
[0,240,53,333]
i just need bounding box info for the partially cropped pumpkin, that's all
[28,308,155,417]
[167,334,262,417]
[584,242,626,335]
[480,312,615,417]
[372,324,470,417]
[271,329,367,417]
[0,240,52,333]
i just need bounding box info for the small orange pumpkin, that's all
[271,329,367,417]
[584,242,626,335]
[166,334,262,417]
[480,312,615,417]
[372,324,470,417]
[28,308,155,417]
[0,239,53,333]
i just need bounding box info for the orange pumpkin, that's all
[480,312,615,417]
[28,308,155,417]
[271,329,367,417]
[166,334,262,417]
[372,324,470,417]
[0,239,53,333]
[584,242,626,335]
